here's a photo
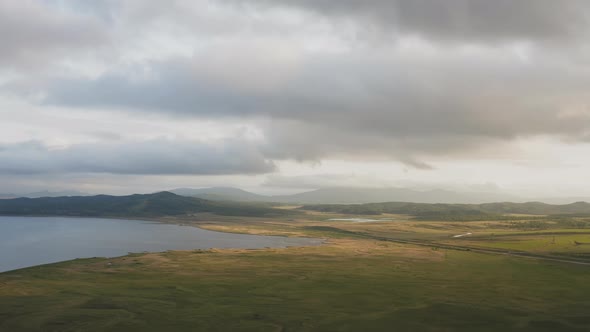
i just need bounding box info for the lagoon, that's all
[0,216,321,273]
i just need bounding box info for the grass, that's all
[2,213,590,331]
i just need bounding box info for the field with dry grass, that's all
[2,210,590,331]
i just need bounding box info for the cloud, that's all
[7,0,590,171]
[0,139,275,175]
[42,44,590,167]
[234,0,590,44]
[0,0,110,70]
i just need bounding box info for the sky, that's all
[1,0,590,197]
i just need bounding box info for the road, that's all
[351,230,590,266]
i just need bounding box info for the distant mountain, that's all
[533,196,590,205]
[0,190,90,199]
[172,187,522,204]
[23,190,90,198]
[171,187,268,202]
[0,192,290,218]
[3,190,589,220]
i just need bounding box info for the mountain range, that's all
[1,191,590,220]
[2,187,588,205]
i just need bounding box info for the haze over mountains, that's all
[0,191,89,199]
[171,187,500,204]
[170,187,588,205]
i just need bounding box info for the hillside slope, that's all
[301,201,590,219]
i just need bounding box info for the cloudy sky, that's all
[1,0,590,197]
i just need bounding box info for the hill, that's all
[0,192,290,218]
[301,201,590,220]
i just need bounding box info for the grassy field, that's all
[1,211,590,331]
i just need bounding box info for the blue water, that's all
[0,216,322,273]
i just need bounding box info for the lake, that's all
[0,216,322,273]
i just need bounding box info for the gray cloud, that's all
[6,0,590,171]
[0,1,109,69]
[234,0,590,44]
[0,139,275,175]
[43,47,590,167]
[44,60,251,116]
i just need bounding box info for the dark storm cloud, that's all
[0,139,275,175]
[0,1,109,70]
[234,0,590,44]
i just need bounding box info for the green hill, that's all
[301,201,590,220]
[0,192,291,218]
